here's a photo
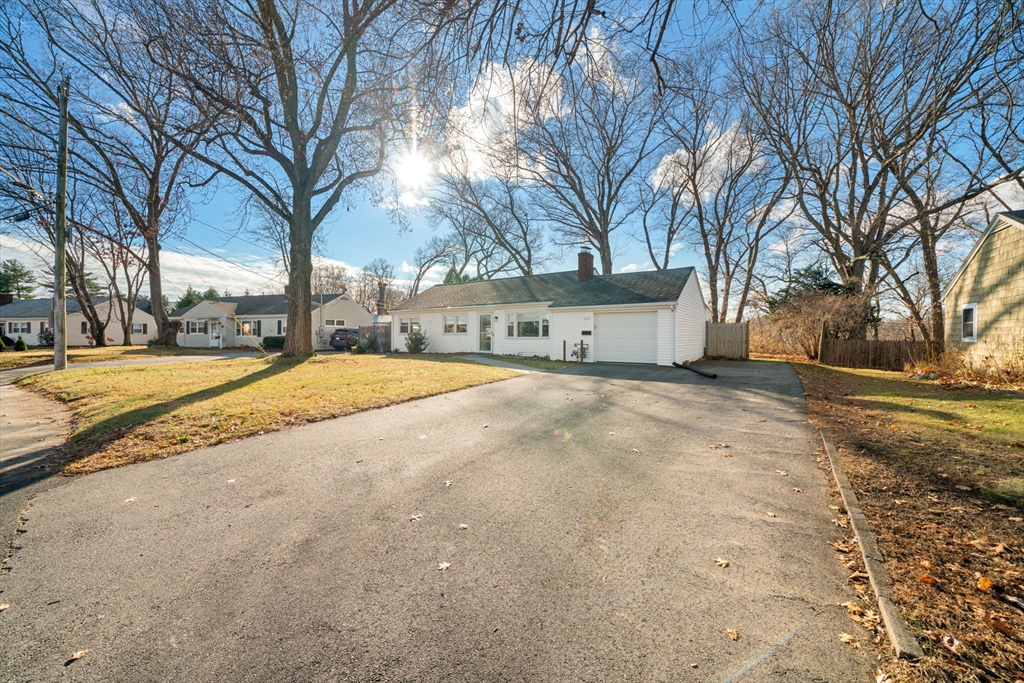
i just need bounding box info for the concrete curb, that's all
[820,430,924,661]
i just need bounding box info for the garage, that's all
[595,311,659,363]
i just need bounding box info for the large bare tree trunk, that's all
[283,211,314,357]
[146,234,175,345]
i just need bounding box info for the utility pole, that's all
[53,77,70,371]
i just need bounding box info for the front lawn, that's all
[795,363,1024,682]
[18,354,517,474]
[0,345,232,371]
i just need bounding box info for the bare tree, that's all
[311,262,349,296]
[137,0,484,356]
[647,53,791,321]
[86,198,149,346]
[516,43,667,274]
[409,234,457,296]
[1,0,211,344]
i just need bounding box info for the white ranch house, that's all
[0,297,158,346]
[391,251,710,365]
[170,293,371,350]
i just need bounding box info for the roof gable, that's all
[393,267,694,311]
[942,211,1024,301]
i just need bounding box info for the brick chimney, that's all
[0,292,13,306]
[577,249,594,281]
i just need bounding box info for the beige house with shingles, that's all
[942,210,1024,367]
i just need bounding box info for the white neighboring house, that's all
[0,297,158,346]
[391,250,710,365]
[170,293,371,350]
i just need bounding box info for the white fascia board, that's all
[394,301,555,313]
[551,302,674,312]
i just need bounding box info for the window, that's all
[81,321,88,335]
[443,314,467,334]
[961,303,978,342]
[277,319,285,335]
[132,323,148,335]
[9,321,30,334]
[399,317,420,334]
[187,321,209,335]
[236,320,262,337]
[506,311,550,338]
[325,319,335,326]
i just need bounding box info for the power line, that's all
[169,234,283,289]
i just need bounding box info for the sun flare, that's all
[393,150,432,192]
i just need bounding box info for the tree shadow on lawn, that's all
[3,357,303,497]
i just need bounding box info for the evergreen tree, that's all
[442,266,470,284]
[172,285,204,311]
[0,259,37,299]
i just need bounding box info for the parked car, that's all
[329,328,360,350]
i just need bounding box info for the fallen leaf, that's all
[721,452,733,457]
[920,574,937,584]
[690,662,699,668]
[65,650,89,664]
[458,524,469,530]
[715,558,729,568]
[793,488,805,493]
[766,512,777,518]
[226,479,235,484]
[1010,517,1023,522]
[124,497,136,503]
[437,562,451,571]
[833,518,850,528]
[829,540,856,553]
[632,448,642,454]
[0,604,8,611]
[708,443,729,449]
[409,514,422,522]
[726,628,740,641]
[940,635,962,657]
[983,610,1013,635]
[775,470,789,476]
[838,632,860,648]
[608,432,616,435]
[978,576,992,591]
[992,543,1006,556]
[920,560,933,570]
[444,480,454,487]
[847,571,869,583]
[874,669,892,683]
[841,601,863,615]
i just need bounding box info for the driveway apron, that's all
[0,361,875,682]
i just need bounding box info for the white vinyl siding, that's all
[656,308,674,366]
[595,312,658,364]
[675,272,708,362]
[549,310,594,362]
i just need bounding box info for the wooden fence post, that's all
[818,321,829,364]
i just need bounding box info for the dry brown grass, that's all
[18,354,517,474]
[795,362,1024,682]
[908,347,1024,392]
[0,345,230,371]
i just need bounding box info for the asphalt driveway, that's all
[0,361,875,682]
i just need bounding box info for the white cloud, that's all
[619,261,653,273]
[653,122,765,206]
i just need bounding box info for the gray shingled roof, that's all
[1000,210,1024,225]
[0,298,89,318]
[393,267,694,311]
[169,293,345,318]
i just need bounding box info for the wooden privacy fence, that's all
[358,324,391,352]
[818,337,930,370]
[706,322,749,360]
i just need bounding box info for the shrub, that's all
[0,334,14,347]
[404,328,429,354]
[262,335,286,349]
[14,336,28,351]
[351,343,365,354]
[362,330,381,353]
[37,328,54,347]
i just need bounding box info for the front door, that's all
[479,313,492,352]
[209,320,222,348]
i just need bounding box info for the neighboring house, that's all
[942,209,1024,367]
[391,250,710,365]
[0,298,158,346]
[170,293,371,350]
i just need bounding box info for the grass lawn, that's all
[794,362,1024,682]
[0,345,232,371]
[18,354,517,474]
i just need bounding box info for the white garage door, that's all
[595,312,658,364]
